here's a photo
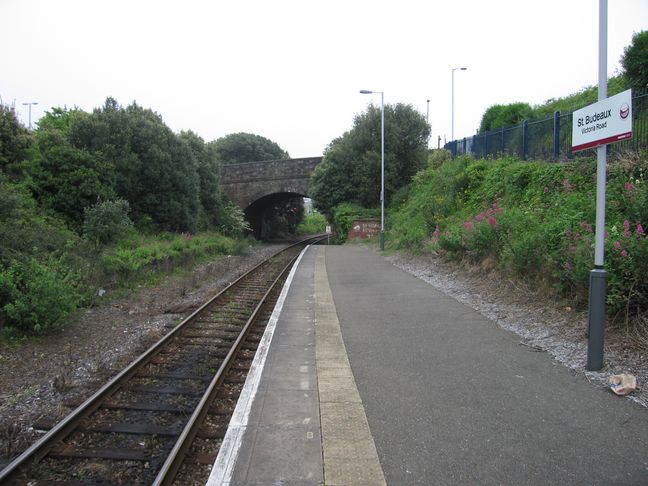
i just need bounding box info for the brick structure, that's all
[347,219,381,240]
[220,157,323,209]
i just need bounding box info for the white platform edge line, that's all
[206,245,310,486]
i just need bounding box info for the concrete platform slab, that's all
[208,245,386,486]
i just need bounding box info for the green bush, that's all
[297,211,328,235]
[83,199,134,245]
[0,257,83,334]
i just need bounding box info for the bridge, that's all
[220,157,323,237]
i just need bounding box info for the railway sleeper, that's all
[48,444,150,461]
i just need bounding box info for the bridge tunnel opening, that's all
[244,192,308,240]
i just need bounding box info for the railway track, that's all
[0,237,323,485]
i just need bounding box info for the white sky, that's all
[2,0,647,158]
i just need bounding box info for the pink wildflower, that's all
[636,222,645,236]
[475,213,485,223]
[543,186,549,193]
[569,245,577,253]
[487,216,499,230]
[580,221,593,233]
[624,182,636,193]
[623,220,631,238]
[564,262,573,271]
[621,250,629,258]
[613,241,621,251]
[464,221,475,231]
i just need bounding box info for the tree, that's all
[478,103,534,133]
[179,131,228,231]
[213,132,289,164]
[0,103,33,181]
[28,108,116,231]
[71,99,201,232]
[310,103,429,213]
[621,30,648,90]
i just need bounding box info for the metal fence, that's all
[445,88,648,161]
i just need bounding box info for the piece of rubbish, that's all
[608,373,637,396]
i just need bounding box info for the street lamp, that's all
[451,67,467,141]
[359,89,385,250]
[426,99,431,146]
[22,102,38,130]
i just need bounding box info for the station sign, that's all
[572,89,632,152]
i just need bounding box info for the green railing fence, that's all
[446,88,648,160]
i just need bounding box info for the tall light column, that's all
[22,102,38,130]
[451,67,467,141]
[426,99,431,147]
[359,89,385,250]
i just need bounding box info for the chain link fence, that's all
[446,88,648,161]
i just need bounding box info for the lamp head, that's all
[359,90,373,94]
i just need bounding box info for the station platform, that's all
[207,245,648,485]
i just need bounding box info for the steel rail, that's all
[0,236,323,482]
[154,248,302,484]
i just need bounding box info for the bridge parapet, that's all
[220,157,323,184]
[220,157,323,208]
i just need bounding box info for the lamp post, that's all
[451,67,467,141]
[426,99,430,146]
[22,102,38,130]
[359,89,385,250]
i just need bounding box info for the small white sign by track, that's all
[572,89,633,152]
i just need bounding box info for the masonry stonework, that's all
[220,157,323,209]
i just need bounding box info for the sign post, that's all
[571,0,632,371]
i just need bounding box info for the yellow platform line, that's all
[314,246,387,486]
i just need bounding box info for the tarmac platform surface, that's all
[207,245,648,485]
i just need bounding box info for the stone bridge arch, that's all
[220,157,323,237]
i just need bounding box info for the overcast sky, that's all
[2,0,647,158]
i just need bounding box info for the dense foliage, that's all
[311,103,429,214]
[478,103,534,133]
[70,99,201,232]
[621,30,648,90]
[0,98,270,336]
[259,197,304,240]
[213,132,289,164]
[388,150,648,326]
[296,210,327,235]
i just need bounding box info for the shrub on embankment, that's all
[388,150,648,325]
[0,201,249,337]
